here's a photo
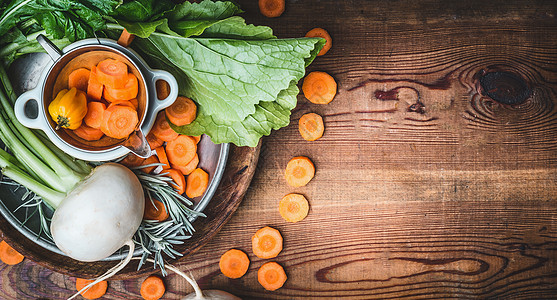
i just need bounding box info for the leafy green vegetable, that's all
[112,0,175,22]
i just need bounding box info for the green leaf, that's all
[200,16,275,40]
[112,0,175,22]
[166,0,242,22]
[117,19,166,38]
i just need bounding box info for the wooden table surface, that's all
[1,0,557,299]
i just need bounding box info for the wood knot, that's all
[478,70,531,105]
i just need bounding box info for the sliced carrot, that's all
[120,153,145,168]
[279,194,309,223]
[191,135,201,144]
[258,262,287,291]
[172,153,198,176]
[104,73,139,101]
[143,199,168,221]
[219,249,250,279]
[100,105,138,139]
[140,275,165,300]
[154,146,170,169]
[117,28,136,47]
[259,0,285,18]
[298,112,324,141]
[130,98,139,110]
[251,226,283,259]
[0,240,24,265]
[139,155,160,174]
[95,59,129,89]
[83,101,106,129]
[284,156,315,187]
[302,71,337,104]
[75,278,108,300]
[73,124,104,141]
[305,28,332,56]
[87,66,104,101]
[185,168,208,198]
[165,168,186,194]
[166,135,197,167]
[107,99,136,110]
[68,68,90,92]
[165,96,197,126]
[146,132,164,150]
[151,111,179,142]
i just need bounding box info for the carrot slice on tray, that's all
[305,28,332,56]
[119,153,145,168]
[95,59,129,89]
[146,132,164,150]
[166,135,197,167]
[219,249,250,279]
[251,226,283,259]
[165,96,197,126]
[143,199,169,222]
[172,153,198,176]
[139,155,160,174]
[165,168,186,195]
[279,193,309,223]
[68,68,90,92]
[155,146,170,169]
[185,167,208,198]
[258,262,287,291]
[302,71,337,104]
[75,278,108,300]
[284,156,315,187]
[151,111,179,142]
[0,240,24,265]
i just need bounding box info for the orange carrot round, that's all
[146,132,164,150]
[119,153,145,168]
[172,153,198,176]
[104,73,138,101]
[87,66,104,101]
[0,240,24,265]
[166,135,197,167]
[95,59,129,89]
[191,135,201,144]
[165,96,197,126]
[83,101,106,129]
[259,0,285,18]
[143,199,169,222]
[284,156,315,187]
[154,146,170,169]
[305,28,332,56]
[140,275,165,300]
[139,155,160,174]
[185,168,208,198]
[219,249,250,279]
[251,226,283,259]
[298,112,324,141]
[258,262,287,291]
[279,194,309,223]
[151,112,179,142]
[107,99,136,110]
[73,124,104,141]
[68,68,90,92]
[75,278,108,300]
[100,105,138,139]
[302,71,337,104]
[166,168,186,195]
[117,29,136,47]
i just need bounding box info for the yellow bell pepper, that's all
[48,87,88,130]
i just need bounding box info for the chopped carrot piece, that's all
[100,105,138,139]
[279,194,309,223]
[120,153,145,168]
[143,199,169,222]
[191,135,201,144]
[117,28,135,47]
[302,71,337,104]
[165,96,197,126]
[75,278,108,300]
[258,262,287,291]
[68,68,90,92]
[298,112,324,141]
[185,168,208,198]
[284,156,315,187]
[166,135,197,167]
[151,112,179,142]
[0,240,24,265]
[140,275,165,300]
[305,28,332,56]
[154,146,170,169]
[129,98,139,110]
[172,153,198,176]
[166,168,186,194]
[104,73,139,101]
[251,226,283,259]
[107,99,136,110]
[83,101,106,129]
[259,0,285,18]
[139,155,160,174]
[73,124,104,141]
[87,66,104,101]
[95,59,129,89]
[146,132,164,150]
[219,249,250,279]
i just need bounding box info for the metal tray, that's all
[0,52,229,261]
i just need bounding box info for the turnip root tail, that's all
[67,240,135,300]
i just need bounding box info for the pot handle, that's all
[143,69,179,131]
[14,87,49,130]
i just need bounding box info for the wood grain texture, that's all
[1,0,557,299]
